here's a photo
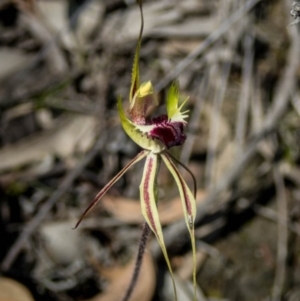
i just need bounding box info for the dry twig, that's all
[235,32,254,156]
[271,166,288,301]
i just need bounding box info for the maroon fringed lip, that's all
[146,115,186,149]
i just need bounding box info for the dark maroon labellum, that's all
[147,115,186,148]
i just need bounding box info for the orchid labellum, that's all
[75,1,197,300]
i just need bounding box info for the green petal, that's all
[74,150,148,229]
[140,153,178,300]
[117,97,165,153]
[166,81,189,123]
[161,153,197,300]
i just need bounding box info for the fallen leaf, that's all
[0,277,35,301]
[39,220,84,265]
[0,49,34,81]
[86,250,155,301]
[101,189,206,225]
[0,114,97,172]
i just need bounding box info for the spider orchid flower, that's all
[75,1,197,300]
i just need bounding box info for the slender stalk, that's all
[121,223,151,301]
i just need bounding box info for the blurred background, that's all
[0,0,300,300]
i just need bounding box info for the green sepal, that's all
[140,153,178,300]
[161,153,197,300]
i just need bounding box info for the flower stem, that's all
[121,222,151,301]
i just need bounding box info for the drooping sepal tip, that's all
[160,153,197,300]
[140,153,178,300]
[74,150,148,229]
